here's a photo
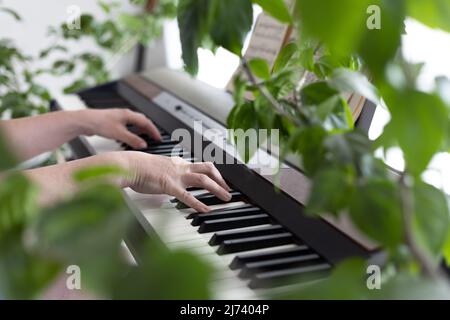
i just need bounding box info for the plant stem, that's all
[294,43,321,107]
[399,172,440,279]
[241,58,302,126]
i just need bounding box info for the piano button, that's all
[229,245,311,270]
[217,232,294,255]
[186,203,252,218]
[191,206,262,226]
[209,224,285,246]
[239,253,323,278]
[248,263,331,289]
[176,191,243,209]
[197,214,271,233]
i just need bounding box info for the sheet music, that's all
[244,14,290,67]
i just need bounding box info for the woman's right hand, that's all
[123,151,232,213]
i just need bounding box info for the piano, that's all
[53,68,378,299]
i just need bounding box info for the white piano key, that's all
[55,94,88,111]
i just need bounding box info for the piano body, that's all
[53,68,378,299]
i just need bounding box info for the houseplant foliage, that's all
[0,0,177,119]
[0,8,51,118]
[41,0,177,94]
[1,1,213,299]
[0,133,213,299]
[177,0,450,298]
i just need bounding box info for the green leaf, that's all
[0,228,61,299]
[349,178,404,249]
[384,88,448,176]
[329,69,380,104]
[29,184,130,295]
[324,131,372,170]
[73,165,129,183]
[228,102,263,163]
[412,182,449,260]
[0,8,22,21]
[252,0,292,24]
[444,230,450,267]
[358,0,406,81]
[317,95,354,132]
[248,58,271,80]
[0,173,38,234]
[177,0,214,74]
[39,45,68,59]
[30,184,129,263]
[407,0,450,33]
[63,80,88,94]
[288,126,327,175]
[300,81,339,105]
[296,0,372,56]
[279,258,368,299]
[307,167,354,216]
[371,273,450,299]
[273,42,298,73]
[210,0,253,56]
[113,242,212,299]
[0,133,17,170]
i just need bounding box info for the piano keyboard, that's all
[55,75,369,299]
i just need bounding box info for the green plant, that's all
[1,0,215,299]
[41,0,177,93]
[0,8,51,118]
[177,0,450,298]
[0,133,213,299]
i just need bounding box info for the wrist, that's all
[108,151,141,189]
[72,110,95,136]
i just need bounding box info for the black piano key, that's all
[145,144,181,152]
[191,206,262,226]
[239,254,323,278]
[198,214,271,233]
[216,232,294,255]
[186,187,204,192]
[248,263,331,289]
[229,246,311,270]
[176,191,243,209]
[147,148,186,156]
[186,203,252,219]
[209,224,284,246]
[84,99,131,108]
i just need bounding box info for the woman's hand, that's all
[124,152,231,213]
[78,109,161,149]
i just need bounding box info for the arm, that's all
[0,109,161,161]
[26,151,231,212]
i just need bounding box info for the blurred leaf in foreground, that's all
[112,242,213,299]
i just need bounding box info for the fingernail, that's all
[139,142,147,149]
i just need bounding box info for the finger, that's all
[183,173,231,202]
[125,110,161,141]
[190,162,231,191]
[116,128,148,149]
[172,186,210,213]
